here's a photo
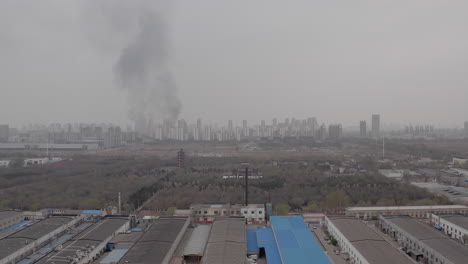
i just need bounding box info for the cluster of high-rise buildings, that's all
[1,116,467,145]
[139,117,346,141]
[0,123,128,149]
[359,114,381,138]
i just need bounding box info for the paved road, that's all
[311,227,348,264]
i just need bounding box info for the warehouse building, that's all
[36,217,129,264]
[191,204,266,224]
[0,216,81,264]
[270,216,331,264]
[202,218,246,264]
[118,217,189,264]
[325,216,413,264]
[431,214,468,244]
[379,215,468,264]
[182,224,211,263]
[346,205,468,219]
[0,211,24,231]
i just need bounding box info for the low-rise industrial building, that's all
[431,214,468,244]
[379,215,468,264]
[118,217,189,264]
[191,204,266,224]
[379,169,406,180]
[0,216,81,264]
[36,217,129,264]
[182,224,211,263]
[0,211,24,231]
[0,160,11,168]
[346,205,468,219]
[325,216,413,264]
[270,216,331,264]
[202,218,246,264]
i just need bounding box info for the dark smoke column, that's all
[114,8,181,135]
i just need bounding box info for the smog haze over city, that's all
[2,2,468,264]
[1,0,468,128]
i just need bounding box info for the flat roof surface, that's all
[347,205,468,211]
[37,217,128,264]
[0,216,74,260]
[100,248,129,264]
[0,211,22,220]
[328,217,413,264]
[384,216,468,264]
[441,215,468,230]
[271,216,331,264]
[202,218,246,264]
[118,217,188,264]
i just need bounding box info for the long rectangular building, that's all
[118,217,189,264]
[346,205,468,219]
[379,215,468,264]
[0,211,23,231]
[36,217,129,264]
[202,218,246,264]
[325,216,413,264]
[431,214,468,244]
[0,216,80,264]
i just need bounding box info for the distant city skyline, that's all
[1,1,468,129]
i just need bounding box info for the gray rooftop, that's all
[183,225,211,256]
[328,216,413,264]
[440,215,468,231]
[202,218,246,264]
[0,216,74,260]
[0,211,22,220]
[384,216,468,264]
[37,217,129,264]
[118,217,189,264]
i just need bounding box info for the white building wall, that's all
[325,217,369,264]
[380,216,453,264]
[432,215,468,242]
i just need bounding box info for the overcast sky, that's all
[1,0,468,128]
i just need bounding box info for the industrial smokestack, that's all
[118,192,121,214]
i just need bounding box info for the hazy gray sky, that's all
[1,0,467,128]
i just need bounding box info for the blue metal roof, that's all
[271,216,331,264]
[256,228,282,264]
[100,248,129,264]
[82,210,102,215]
[247,229,258,252]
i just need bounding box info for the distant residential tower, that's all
[372,114,380,138]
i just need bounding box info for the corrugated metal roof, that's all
[256,228,281,264]
[271,216,331,264]
[100,248,129,264]
[202,218,246,264]
[246,229,258,253]
[183,225,211,256]
[82,210,102,215]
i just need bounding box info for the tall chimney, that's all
[118,192,121,215]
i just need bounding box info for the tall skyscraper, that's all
[197,119,202,141]
[372,114,380,138]
[242,120,248,137]
[360,121,367,137]
[464,121,468,137]
[228,120,233,139]
[328,124,342,139]
[0,124,8,142]
[272,118,277,126]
